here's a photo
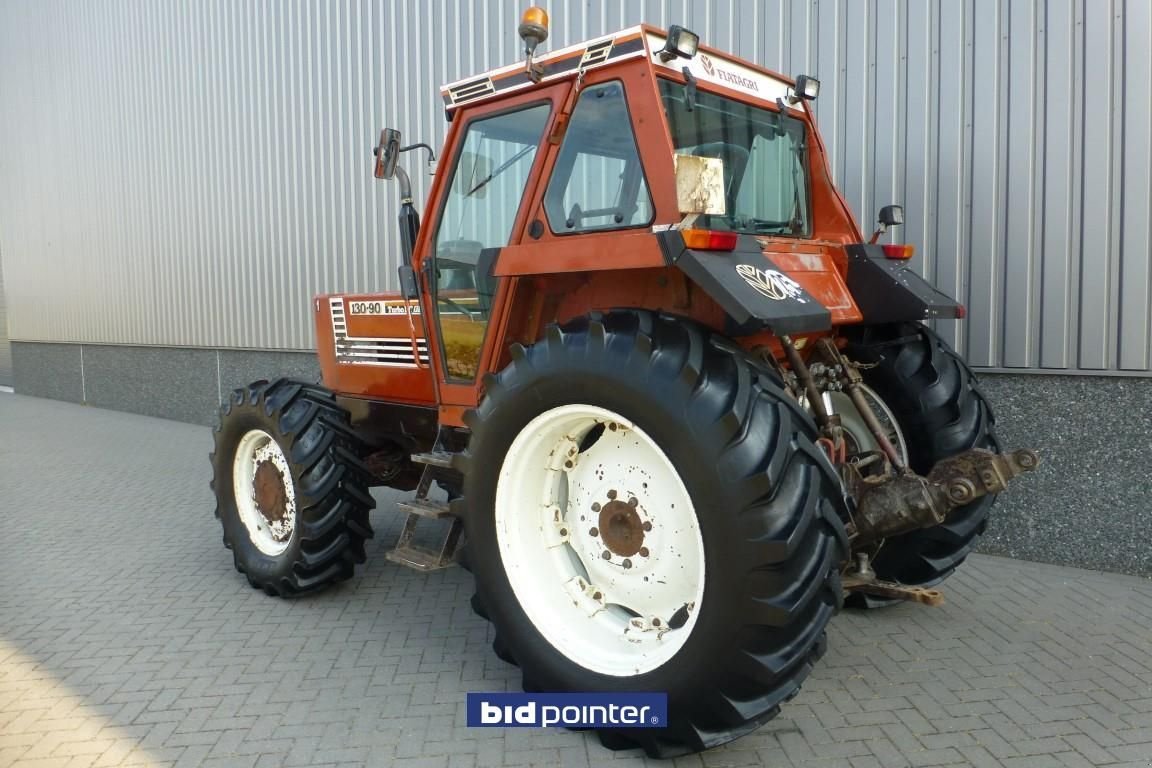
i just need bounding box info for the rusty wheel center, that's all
[253,460,288,523]
[598,499,645,557]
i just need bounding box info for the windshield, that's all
[659,80,811,236]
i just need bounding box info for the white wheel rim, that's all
[233,429,297,556]
[495,404,705,677]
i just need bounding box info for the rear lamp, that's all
[682,228,738,251]
[881,244,915,260]
[790,74,820,103]
[659,25,699,62]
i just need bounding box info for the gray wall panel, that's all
[1,0,1150,373]
[0,254,10,387]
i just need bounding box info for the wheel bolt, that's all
[589,527,599,537]
[591,502,601,512]
[642,521,652,532]
[607,490,617,500]
[622,559,632,569]
[639,547,649,557]
[602,551,612,560]
[559,528,568,537]
[628,497,638,507]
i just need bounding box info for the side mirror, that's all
[373,128,402,180]
[878,204,904,227]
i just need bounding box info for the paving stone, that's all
[2,392,1152,768]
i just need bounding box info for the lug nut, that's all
[642,521,652,532]
[622,559,632,569]
[591,502,601,512]
[639,547,649,557]
[589,527,599,537]
[602,551,612,560]
[607,489,617,500]
[628,497,638,507]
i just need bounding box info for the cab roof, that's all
[439,24,800,116]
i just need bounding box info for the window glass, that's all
[544,82,653,233]
[432,103,550,380]
[659,79,811,236]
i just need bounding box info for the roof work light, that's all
[659,25,700,62]
[789,74,820,103]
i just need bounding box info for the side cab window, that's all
[544,82,653,233]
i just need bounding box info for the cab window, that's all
[544,82,653,233]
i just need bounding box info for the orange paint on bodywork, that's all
[318,26,875,415]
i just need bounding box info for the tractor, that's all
[210,9,1038,757]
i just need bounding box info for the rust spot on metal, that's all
[253,460,288,523]
[599,499,645,557]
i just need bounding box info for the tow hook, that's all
[843,552,945,606]
[846,448,1039,543]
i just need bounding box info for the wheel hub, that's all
[253,460,288,523]
[597,497,645,557]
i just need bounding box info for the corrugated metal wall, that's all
[0,252,11,386]
[0,0,1149,371]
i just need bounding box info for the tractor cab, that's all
[317,16,876,430]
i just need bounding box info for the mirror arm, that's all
[400,143,438,174]
[394,165,413,204]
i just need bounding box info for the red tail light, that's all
[882,244,915,260]
[682,229,739,251]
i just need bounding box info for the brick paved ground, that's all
[1,392,1150,768]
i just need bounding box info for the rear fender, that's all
[844,244,964,323]
[657,231,832,336]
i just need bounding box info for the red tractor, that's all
[210,10,1037,757]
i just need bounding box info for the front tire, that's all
[460,313,848,756]
[843,322,1000,606]
[211,379,375,596]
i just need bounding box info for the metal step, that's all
[385,544,457,572]
[410,451,457,469]
[397,497,453,519]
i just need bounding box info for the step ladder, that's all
[385,446,464,572]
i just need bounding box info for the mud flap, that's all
[845,244,964,323]
[660,232,832,336]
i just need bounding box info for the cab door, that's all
[416,90,558,415]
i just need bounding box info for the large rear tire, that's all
[843,322,1000,606]
[459,312,848,757]
[211,379,375,596]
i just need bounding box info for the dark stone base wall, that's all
[972,374,1152,578]
[10,341,1152,577]
[11,342,320,427]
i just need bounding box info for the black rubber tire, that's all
[843,322,1000,607]
[458,312,848,757]
[210,379,375,597]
